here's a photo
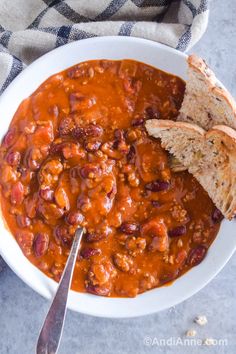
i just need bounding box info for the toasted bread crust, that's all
[188,55,236,113]
[179,55,236,130]
[145,119,206,136]
[146,119,236,219]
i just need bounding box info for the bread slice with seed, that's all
[178,55,236,130]
[145,119,236,219]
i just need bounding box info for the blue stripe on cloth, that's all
[94,0,127,21]
[30,1,91,29]
[69,28,97,41]
[32,26,59,35]
[0,31,12,48]
[182,0,197,17]
[131,0,171,7]
[28,7,50,28]
[53,2,91,22]
[176,25,191,51]
[43,0,61,6]
[1,57,24,94]
[118,21,136,36]
[30,26,96,40]
[56,25,72,47]
[197,0,208,14]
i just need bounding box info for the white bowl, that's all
[0,36,235,318]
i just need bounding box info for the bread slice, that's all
[178,55,236,130]
[145,119,236,219]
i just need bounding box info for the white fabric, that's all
[0,0,209,93]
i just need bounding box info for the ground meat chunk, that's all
[170,202,188,223]
[191,220,210,244]
[87,261,116,287]
[113,253,134,272]
[38,159,63,187]
[16,230,34,256]
[125,236,146,256]
[139,273,159,293]
[142,218,169,252]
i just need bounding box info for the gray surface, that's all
[0,1,236,353]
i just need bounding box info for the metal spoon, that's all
[36,227,84,354]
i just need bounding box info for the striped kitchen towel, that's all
[0,0,209,94]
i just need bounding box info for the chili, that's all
[0,59,221,297]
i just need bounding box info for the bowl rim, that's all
[0,36,236,318]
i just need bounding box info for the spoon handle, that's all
[36,227,84,354]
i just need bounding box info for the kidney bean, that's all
[33,232,49,257]
[160,269,179,285]
[145,180,170,192]
[39,187,54,202]
[66,211,84,225]
[84,140,101,152]
[113,129,129,153]
[145,106,160,119]
[131,118,144,127]
[16,215,31,228]
[85,124,103,138]
[55,187,70,211]
[187,245,207,267]
[114,129,125,141]
[85,284,110,296]
[50,142,64,155]
[11,182,24,205]
[54,225,72,247]
[127,145,136,163]
[59,116,75,136]
[119,222,139,235]
[212,208,224,223]
[80,164,101,179]
[80,248,101,259]
[84,232,105,243]
[168,225,186,238]
[2,127,17,148]
[72,126,84,140]
[6,151,21,166]
[72,124,103,139]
